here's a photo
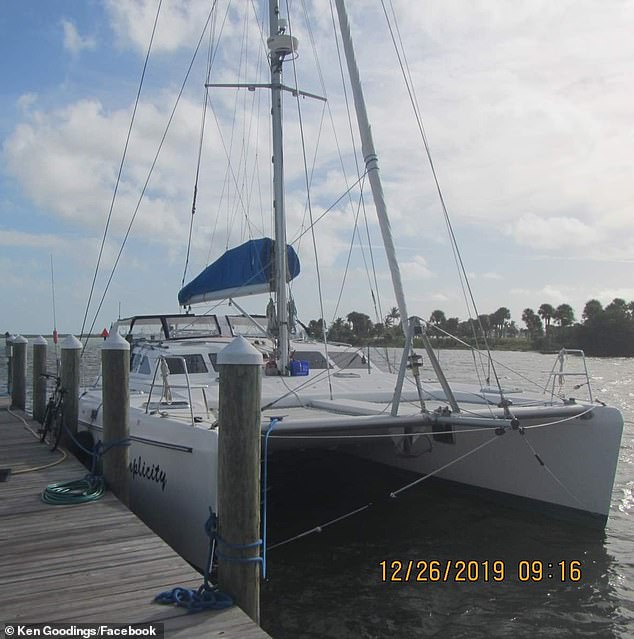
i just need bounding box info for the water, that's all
[259,351,634,639]
[3,342,632,638]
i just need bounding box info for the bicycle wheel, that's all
[48,404,64,451]
[40,404,53,443]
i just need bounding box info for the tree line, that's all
[304,298,634,356]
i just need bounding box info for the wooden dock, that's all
[0,397,271,638]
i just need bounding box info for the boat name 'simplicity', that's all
[129,455,167,491]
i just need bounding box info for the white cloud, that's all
[540,285,568,301]
[61,19,96,54]
[17,93,38,112]
[0,229,66,250]
[595,288,634,304]
[506,214,597,250]
[510,288,531,297]
[2,97,205,246]
[399,255,434,282]
[0,228,130,272]
[105,0,217,53]
[4,1,634,330]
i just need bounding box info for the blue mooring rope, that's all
[261,417,280,579]
[153,584,233,612]
[154,509,234,613]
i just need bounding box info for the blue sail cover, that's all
[178,237,300,306]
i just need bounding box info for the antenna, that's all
[50,254,60,373]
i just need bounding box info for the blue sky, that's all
[2,0,633,336]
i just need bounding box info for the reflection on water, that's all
[259,350,634,638]
[2,342,632,637]
[261,449,630,639]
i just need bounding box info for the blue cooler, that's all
[290,360,310,376]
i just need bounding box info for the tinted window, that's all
[165,354,208,374]
[293,351,331,369]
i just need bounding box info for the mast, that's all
[334,0,459,413]
[334,0,408,327]
[268,0,296,375]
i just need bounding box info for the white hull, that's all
[79,390,623,569]
[80,395,218,569]
[351,404,623,526]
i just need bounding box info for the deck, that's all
[0,397,271,638]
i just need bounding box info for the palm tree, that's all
[554,304,575,328]
[384,306,400,328]
[346,311,373,337]
[521,308,543,339]
[582,299,603,323]
[429,309,447,328]
[538,303,555,333]
[490,307,511,337]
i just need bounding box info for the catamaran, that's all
[77,0,623,570]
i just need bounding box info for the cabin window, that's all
[165,354,208,374]
[208,353,218,371]
[330,352,367,370]
[139,356,151,375]
[294,351,332,369]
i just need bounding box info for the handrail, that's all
[146,355,196,426]
[545,348,593,403]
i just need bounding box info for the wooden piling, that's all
[32,336,48,423]
[60,335,82,449]
[10,335,28,410]
[101,332,130,507]
[217,336,263,624]
[5,333,13,394]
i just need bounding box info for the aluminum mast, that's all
[268,0,297,375]
[334,0,459,413]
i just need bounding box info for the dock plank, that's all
[0,400,271,638]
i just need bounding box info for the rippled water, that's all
[259,350,634,639]
[3,342,632,638]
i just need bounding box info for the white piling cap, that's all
[101,331,130,351]
[33,335,48,346]
[13,335,28,344]
[217,335,263,366]
[61,334,82,350]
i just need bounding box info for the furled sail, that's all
[178,237,300,306]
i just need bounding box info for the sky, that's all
[1,0,633,336]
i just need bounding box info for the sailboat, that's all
[77,0,623,570]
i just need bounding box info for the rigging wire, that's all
[49,254,60,373]
[204,92,265,249]
[82,2,219,350]
[79,0,163,348]
[286,0,333,398]
[181,5,220,290]
[379,0,504,395]
[331,175,368,321]
[202,0,235,266]
[289,171,368,245]
[328,0,385,329]
[425,322,547,395]
[290,0,387,333]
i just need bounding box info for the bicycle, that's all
[39,373,65,451]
